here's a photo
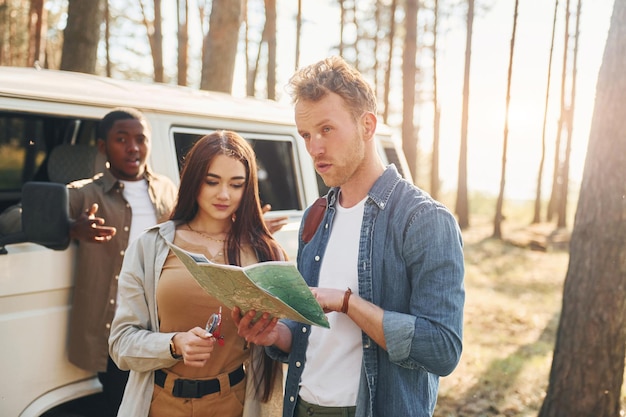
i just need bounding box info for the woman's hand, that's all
[262,204,288,234]
[171,327,217,367]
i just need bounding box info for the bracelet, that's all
[341,287,352,314]
[169,336,183,360]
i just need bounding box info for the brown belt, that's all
[154,366,245,398]
[296,396,356,417]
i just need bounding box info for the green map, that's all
[168,242,330,328]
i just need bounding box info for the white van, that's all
[0,66,412,417]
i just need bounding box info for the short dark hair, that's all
[97,107,149,140]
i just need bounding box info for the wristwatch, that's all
[169,336,183,360]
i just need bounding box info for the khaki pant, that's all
[149,368,246,417]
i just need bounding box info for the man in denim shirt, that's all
[233,56,465,417]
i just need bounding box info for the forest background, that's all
[0,0,614,230]
[2,1,626,416]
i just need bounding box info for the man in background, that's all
[67,107,177,416]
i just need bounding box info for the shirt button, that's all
[124,226,129,232]
[301,326,307,333]
[324,223,328,229]
[105,323,111,329]
[115,275,119,280]
[120,250,125,256]
[110,299,115,305]
[295,361,302,368]
[289,396,295,403]
[126,203,130,208]
[314,256,320,262]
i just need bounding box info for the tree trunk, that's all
[557,0,582,229]
[139,0,164,82]
[264,0,276,100]
[547,0,571,222]
[339,0,345,56]
[351,0,359,68]
[200,0,242,93]
[538,1,626,416]
[153,0,163,82]
[60,0,104,74]
[382,0,397,125]
[244,0,252,96]
[493,0,519,240]
[177,0,189,86]
[373,1,381,98]
[430,0,440,200]
[247,2,267,98]
[402,0,418,182]
[455,0,474,230]
[295,0,302,70]
[533,0,559,224]
[104,0,111,77]
[27,0,46,67]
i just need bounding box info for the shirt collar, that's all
[327,164,401,211]
[100,165,155,193]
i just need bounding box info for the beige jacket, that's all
[109,221,282,417]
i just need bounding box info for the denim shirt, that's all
[267,165,465,417]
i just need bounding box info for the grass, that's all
[423,190,626,415]
[433,216,570,417]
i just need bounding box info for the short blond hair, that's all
[288,56,377,121]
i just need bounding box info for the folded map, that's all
[167,241,330,328]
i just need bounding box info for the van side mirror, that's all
[0,182,70,254]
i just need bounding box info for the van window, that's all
[173,131,301,211]
[382,145,409,179]
[0,115,47,192]
[0,112,98,211]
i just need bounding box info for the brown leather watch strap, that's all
[341,287,352,314]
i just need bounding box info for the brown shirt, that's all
[67,167,177,372]
[157,232,259,379]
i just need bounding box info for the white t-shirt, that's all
[298,196,366,407]
[120,179,157,244]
